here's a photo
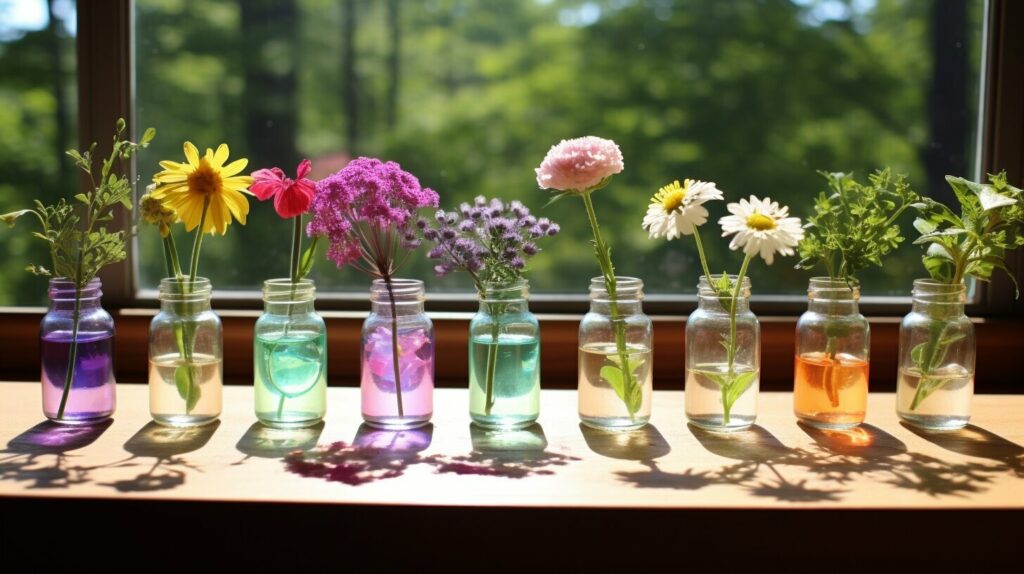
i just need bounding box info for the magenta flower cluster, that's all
[307,157,439,269]
[419,196,559,286]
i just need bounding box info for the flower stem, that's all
[382,274,405,418]
[691,226,714,283]
[55,281,82,420]
[722,253,753,425]
[188,197,211,283]
[581,192,637,419]
[483,301,501,416]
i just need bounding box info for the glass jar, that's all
[148,277,222,427]
[469,279,540,429]
[897,279,975,430]
[254,278,327,428]
[40,277,116,424]
[686,275,760,432]
[361,278,434,429]
[793,278,870,428]
[578,276,653,431]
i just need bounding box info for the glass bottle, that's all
[469,279,540,429]
[578,276,653,431]
[793,277,870,428]
[254,278,327,428]
[361,278,434,429]
[897,279,975,430]
[148,277,222,427]
[686,275,760,432]
[40,277,116,424]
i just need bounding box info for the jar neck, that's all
[588,276,643,315]
[478,279,529,314]
[696,274,751,314]
[158,277,213,314]
[262,278,316,315]
[370,278,425,316]
[47,278,102,311]
[807,277,860,316]
[911,279,966,316]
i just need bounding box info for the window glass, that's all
[134,0,985,298]
[0,0,77,306]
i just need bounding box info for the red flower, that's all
[251,159,316,219]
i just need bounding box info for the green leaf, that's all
[910,342,927,367]
[725,371,758,406]
[141,127,156,145]
[174,365,191,400]
[600,364,627,402]
[298,235,320,279]
[74,193,90,204]
[0,209,32,228]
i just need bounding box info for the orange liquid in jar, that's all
[794,351,868,427]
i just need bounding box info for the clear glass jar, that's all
[469,279,540,429]
[578,276,653,431]
[148,277,223,427]
[254,278,327,428]
[686,275,760,432]
[361,278,434,429]
[793,278,870,428]
[897,279,975,430]
[40,277,116,424]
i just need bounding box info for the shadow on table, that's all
[285,423,581,485]
[579,424,671,461]
[901,422,1024,477]
[96,421,220,493]
[234,421,325,463]
[616,421,1015,503]
[284,424,434,485]
[429,423,579,479]
[0,419,112,489]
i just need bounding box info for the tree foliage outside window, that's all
[0,0,986,304]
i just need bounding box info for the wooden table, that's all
[2,382,1022,566]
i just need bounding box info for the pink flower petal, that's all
[296,159,312,180]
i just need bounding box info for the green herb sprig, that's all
[796,169,920,284]
[1,119,154,419]
[907,172,1024,410]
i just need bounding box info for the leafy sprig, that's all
[2,119,156,287]
[796,169,919,284]
[912,172,1024,290]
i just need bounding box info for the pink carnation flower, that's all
[251,159,316,219]
[535,136,624,193]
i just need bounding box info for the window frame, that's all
[86,0,1024,318]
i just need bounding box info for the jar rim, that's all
[48,277,102,300]
[697,274,752,297]
[370,277,425,301]
[159,276,212,300]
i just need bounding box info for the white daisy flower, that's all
[719,195,804,265]
[641,179,724,240]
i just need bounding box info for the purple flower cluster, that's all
[307,157,439,270]
[419,196,559,285]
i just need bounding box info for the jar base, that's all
[45,412,113,426]
[687,414,756,433]
[795,413,864,430]
[470,415,538,431]
[898,412,969,431]
[152,414,220,428]
[363,414,432,430]
[580,415,649,432]
[257,416,324,430]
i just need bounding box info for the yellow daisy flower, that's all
[151,142,254,235]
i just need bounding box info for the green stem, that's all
[581,192,638,419]
[722,253,753,425]
[382,274,405,418]
[188,197,211,283]
[275,216,305,419]
[691,226,713,284]
[483,301,501,415]
[55,282,82,420]
[166,233,183,279]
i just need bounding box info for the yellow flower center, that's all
[746,213,776,231]
[188,160,223,196]
[658,180,689,213]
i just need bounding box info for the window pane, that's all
[0,0,77,306]
[134,0,985,298]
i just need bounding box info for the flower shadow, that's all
[233,421,325,464]
[579,423,671,461]
[901,423,1024,478]
[428,424,579,479]
[97,421,220,493]
[0,419,112,489]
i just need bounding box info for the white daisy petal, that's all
[718,194,803,264]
